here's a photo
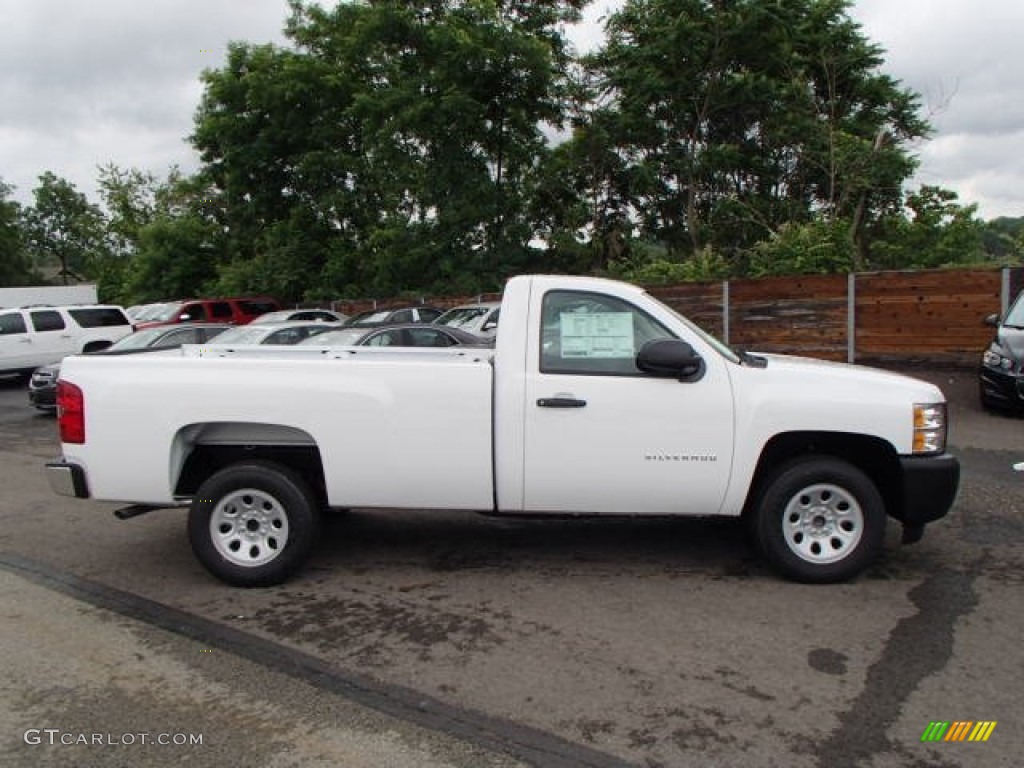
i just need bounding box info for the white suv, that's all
[0,305,133,375]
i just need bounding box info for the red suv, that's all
[135,297,280,329]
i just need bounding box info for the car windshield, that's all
[133,303,168,321]
[151,302,184,322]
[436,306,489,328]
[107,328,173,351]
[1005,293,1024,327]
[208,327,267,344]
[347,310,392,325]
[300,329,367,346]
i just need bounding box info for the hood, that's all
[995,325,1024,361]
[754,352,946,403]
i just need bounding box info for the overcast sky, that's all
[2,0,1023,220]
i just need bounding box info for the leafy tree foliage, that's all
[12,1,1018,305]
[0,180,44,288]
[578,0,928,270]
[192,0,583,298]
[868,185,986,269]
[23,173,109,286]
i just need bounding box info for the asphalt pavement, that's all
[0,366,1022,768]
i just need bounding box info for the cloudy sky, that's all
[2,0,1023,220]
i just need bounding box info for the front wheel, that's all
[754,457,886,583]
[188,461,319,587]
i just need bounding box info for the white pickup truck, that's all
[46,275,959,586]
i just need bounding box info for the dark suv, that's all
[979,290,1024,412]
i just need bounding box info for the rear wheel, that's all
[754,457,885,583]
[188,461,319,587]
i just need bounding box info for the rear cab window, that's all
[67,308,130,328]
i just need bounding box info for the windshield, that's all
[151,302,184,322]
[137,303,168,321]
[347,310,392,326]
[645,293,742,364]
[207,326,266,345]
[436,306,490,329]
[1005,292,1024,327]
[107,328,171,351]
[299,329,366,346]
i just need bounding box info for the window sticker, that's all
[559,312,635,358]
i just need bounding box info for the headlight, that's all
[982,348,1014,370]
[913,403,947,455]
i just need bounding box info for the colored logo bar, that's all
[921,721,996,742]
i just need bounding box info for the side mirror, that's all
[636,338,704,381]
[179,313,192,322]
[983,313,1000,328]
[482,321,497,331]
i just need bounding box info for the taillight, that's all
[57,380,85,444]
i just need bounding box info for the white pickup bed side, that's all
[59,351,495,509]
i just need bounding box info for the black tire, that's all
[188,461,319,587]
[754,457,886,584]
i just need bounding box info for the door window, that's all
[183,303,207,321]
[0,312,27,335]
[365,329,403,346]
[209,302,233,319]
[539,290,674,375]
[408,328,455,347]
[30,310,65,332]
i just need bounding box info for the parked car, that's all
[134,297,281,329]
[250,308,348,325]
[1,305,133,377]
[434,302,501,339]
[28,323,233,411]
[343,305,444,328]
[299,323,492,348]
[204,322,335,347]
[979,290,1024,412]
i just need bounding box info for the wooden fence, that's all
[319,266,1023,368]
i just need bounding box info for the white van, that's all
[0,305,133,375]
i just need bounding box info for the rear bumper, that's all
[28,386,56,408]
[45,460,90,499]
[897,453,959,525]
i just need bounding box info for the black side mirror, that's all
[636,339,704,381]
[983,313,1000,328]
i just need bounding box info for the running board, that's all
[113,505,164,520]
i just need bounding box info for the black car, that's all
[28,323,232,411]
[979,291,1024,413]
[343,305,444,328]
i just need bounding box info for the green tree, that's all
[0,179,41,287]
[581,0,928,269]
[192,0,583,298]
[23,172,109,286]
[869,185,986,269]
[121,172,224,302]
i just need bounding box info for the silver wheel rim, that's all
[782,483,864,565]
[209,488,290,567]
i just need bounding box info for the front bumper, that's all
[897,453,960,526]
[45,460,90,499]
[979,365,1024,411]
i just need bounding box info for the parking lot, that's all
[1,367,1022,768]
